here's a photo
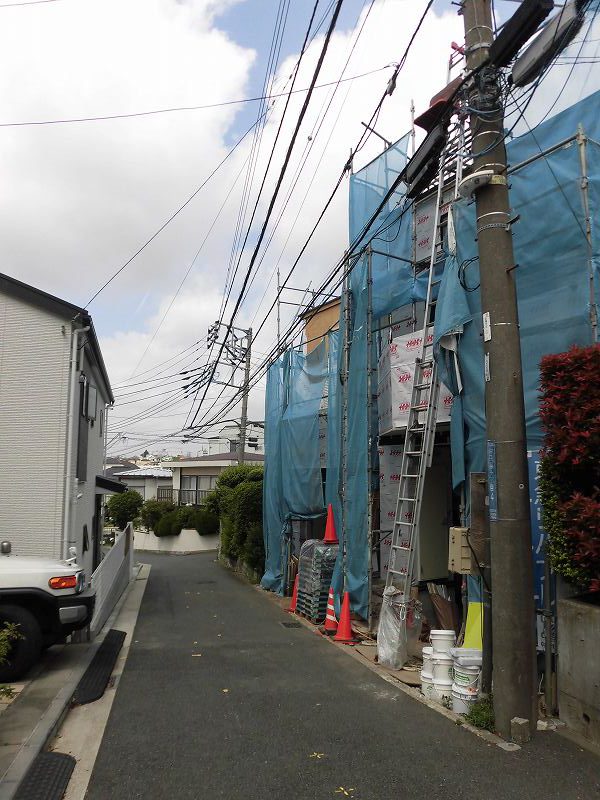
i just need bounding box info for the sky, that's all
[0,0,598,458]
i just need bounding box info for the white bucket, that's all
[431,678,453,705]
[452,684,478,715]
[430,629,456,654]
[431,653,453,683]
[422,646,433,677]
[453,661,481,694]
[421,674,434,700]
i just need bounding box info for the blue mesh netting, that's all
[263,89,600,618]
[261,340,329,593]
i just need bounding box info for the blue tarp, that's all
[261,340,330,594]
[435,93,600,486]
[263,88,600,617]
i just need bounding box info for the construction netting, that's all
[262,90,599,621]
[261,340,329,593]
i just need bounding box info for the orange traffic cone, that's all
[287,574,299,614]
[334,591,358,644]
[323,503,339,545]
[323,587,338,635]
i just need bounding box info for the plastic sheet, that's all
[377,587,408,669]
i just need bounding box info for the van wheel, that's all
[0,606,43,682]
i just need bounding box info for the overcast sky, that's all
[1,0,598,457]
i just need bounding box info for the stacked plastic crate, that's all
[296,539,338,623]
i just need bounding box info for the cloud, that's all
[2,0,595,456]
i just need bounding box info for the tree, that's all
[106,490,143,530]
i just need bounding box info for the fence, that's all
[90,521,134,636]
[156,488,211,505]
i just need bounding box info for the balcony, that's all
[156,488,211,506]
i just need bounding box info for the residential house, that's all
[104,457,139,480]
[162,452,264,505]
[115,467,173,501]
[0,273,125,578]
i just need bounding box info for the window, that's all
[87,385,97,421]
[76,377,89,482]
[99,408,104,438]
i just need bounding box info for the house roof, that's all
[166,452,264,468]
[0,272,114,403]
[115,468,173,479]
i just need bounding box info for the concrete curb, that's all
[251,581,516,753]
[0,564,149,800]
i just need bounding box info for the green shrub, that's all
[213,466,264,569]
[0,623,21,699]
[202,490,219,516]
[140,499,175,531]
[465,695,495,731]
[155,510,179,537]
[106,490,143,530]
[192,507,219,536]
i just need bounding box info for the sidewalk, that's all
[0,564,150,800]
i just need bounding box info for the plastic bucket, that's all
[453,661,481,694]
[431,653,453,683]
[452,684,478,715]
[421,674,434,699]
[431,679,453,705]
[422,646,433,676]
[430,629,456,654]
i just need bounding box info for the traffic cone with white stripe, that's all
[323,587,337,635]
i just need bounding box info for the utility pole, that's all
[461,0,536,739]
[238,328,252,465]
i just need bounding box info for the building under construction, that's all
[261,68,599,739]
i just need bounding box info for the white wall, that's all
[133,528,218,554]
[0,294,70,558]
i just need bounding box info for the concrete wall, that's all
[134,528,219,554]
[558,598,600,747]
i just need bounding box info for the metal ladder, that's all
[383,152,448,607]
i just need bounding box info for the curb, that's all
[0,563,149,800]
[253,583,515,752]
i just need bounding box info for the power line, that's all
[188,0,345,428]
[0,67,390,128]
[85,109,268,307]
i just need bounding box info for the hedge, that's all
[539,344,600,592]
[214,464,264,573]
[153,505,219,537]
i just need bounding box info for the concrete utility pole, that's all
[461,0,536,739]
[238,328,252,465]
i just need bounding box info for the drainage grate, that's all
[280,621,301,628]
[73,629,126,706]
[15,752,76,800]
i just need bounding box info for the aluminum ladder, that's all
[383,152,449,608]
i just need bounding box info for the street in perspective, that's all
[0,1,598,798]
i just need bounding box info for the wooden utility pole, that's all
[461,0,536,739]
[238,328,252,465]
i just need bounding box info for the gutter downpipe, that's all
[63,324,90,560]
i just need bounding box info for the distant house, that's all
[0,273,125,576]
[162,452,264,505]
[104,457,139,480]
[114,467,173,501]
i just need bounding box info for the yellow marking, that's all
[222,688,229,693]
[192,654,202,657]
[309,752,325,759]
[334,788,355,796]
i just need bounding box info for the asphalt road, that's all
[85,553,600,800]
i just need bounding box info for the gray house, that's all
[0,273,124,578]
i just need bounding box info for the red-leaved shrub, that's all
[539,345,600,592]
